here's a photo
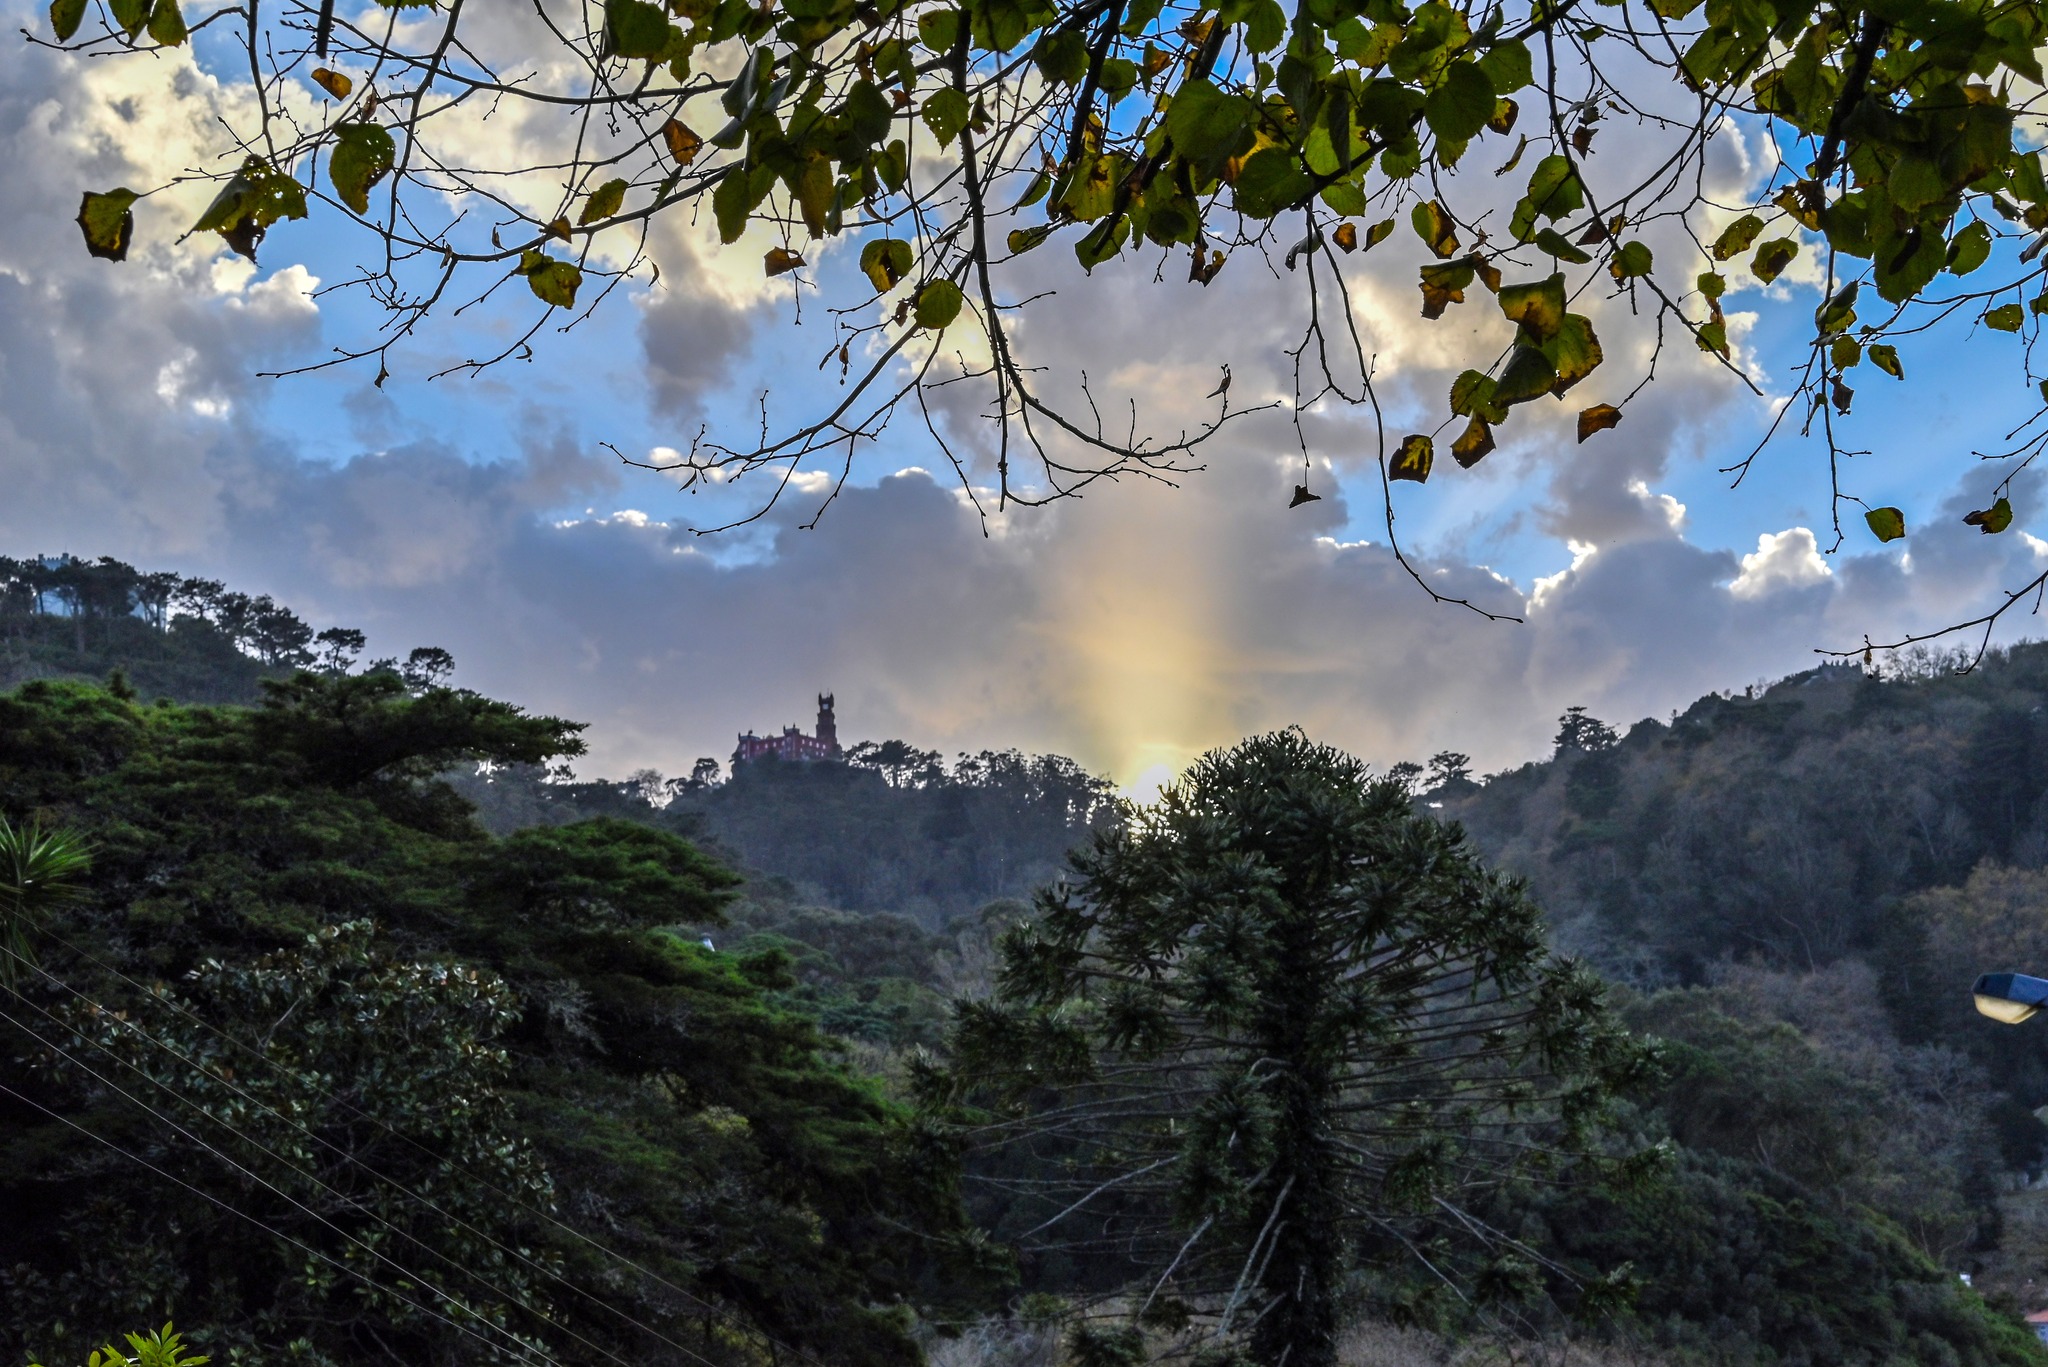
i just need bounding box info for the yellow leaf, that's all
[764,247,806,276]
[1333,222,1358,252]
[310,67,353,99]
[661,119,703,166]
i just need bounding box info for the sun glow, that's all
[1049,489,1237,798]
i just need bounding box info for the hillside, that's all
[1433,648,2048,977]
[1,553,394,703]
[10,556,2048,1365]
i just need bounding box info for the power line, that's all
[2,949,732,1367]
[0,1005,560,1367]
[23,930,849,1367]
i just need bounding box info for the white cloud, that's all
[1731,528,1832,598]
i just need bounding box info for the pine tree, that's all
[947,731,1657,1367]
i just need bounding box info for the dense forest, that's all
[457,747,1117,926]
[7,558,2048,1367]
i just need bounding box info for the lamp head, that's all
[1973,972,2048,1024]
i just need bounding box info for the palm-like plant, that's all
[0,816,91,986]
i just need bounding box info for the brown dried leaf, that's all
[1576,403,1622,442]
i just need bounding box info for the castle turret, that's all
[816,693,839,754]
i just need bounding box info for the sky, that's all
[5,5,2048,792]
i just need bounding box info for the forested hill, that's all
[12,558,2048,1365]
[1426,644,2048,1183]
[1429,646,2048,984]
[0,553,437,703]
[455,746,1118,927]
[2,552,1123,924]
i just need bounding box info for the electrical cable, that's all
[3,946,732,1367]
[25,931,849,1367]
[0,1004,562,1367]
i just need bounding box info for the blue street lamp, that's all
[1973,973,2048,1025]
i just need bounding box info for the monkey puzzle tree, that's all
[33,0,2048,632]
[944,731,1658,1367]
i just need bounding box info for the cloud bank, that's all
[3,13,2044,789]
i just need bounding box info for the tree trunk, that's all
[1250,910,1339,1367]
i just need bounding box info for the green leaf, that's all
[1230,148,1311,219]
[1441,366,1507,420]
[860,237,915,290]
[914,279,964,328]
[1964,498,2013,534]
[1498,273,1566,342]
[917,7,960,51]
[1474,38,1532,95]
[329,122,396,215]
[607,0,674,58]
[519,250,583,308]
[922,87,971,147]
[1033,28,1088,84]
[1510,155,1581,242]
[1492,343,1556,406]
[193,156,308,261]
[1750,237,1798,284]
[713,167,750,243]
[1711,213,1764,261]
[1947,220,1993,275]
[1864,506,1905,542]
[1074,215,1130,269]
[76,188,139,261]
[1098,57,1139,100]
[1451,417,1495,467]
[1320,179,1368,217]
[1424,61,1495,144]
[1411,199,1458,258]
[49,0,86,41]
[788,150,832,237]
[1985,303,2024,332]
[146,0,185,44]
[1541,313,1602,394]
[579,178,629,225]
[1609,240,1652,279]
[1868,342,1903,379]
[1697,270,1726,298]
[1533,227,1592,263]
[1165,78,1256,170]
[1390,433,1433,482]
[1830,335,1861,369]
[1007,224,1054,254]
[1364,217,1394,250]
[109,0,147,35]
[1814,281,1858,335]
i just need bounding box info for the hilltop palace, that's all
[733,694,843,765]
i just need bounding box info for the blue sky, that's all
[6,7,2047,787]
